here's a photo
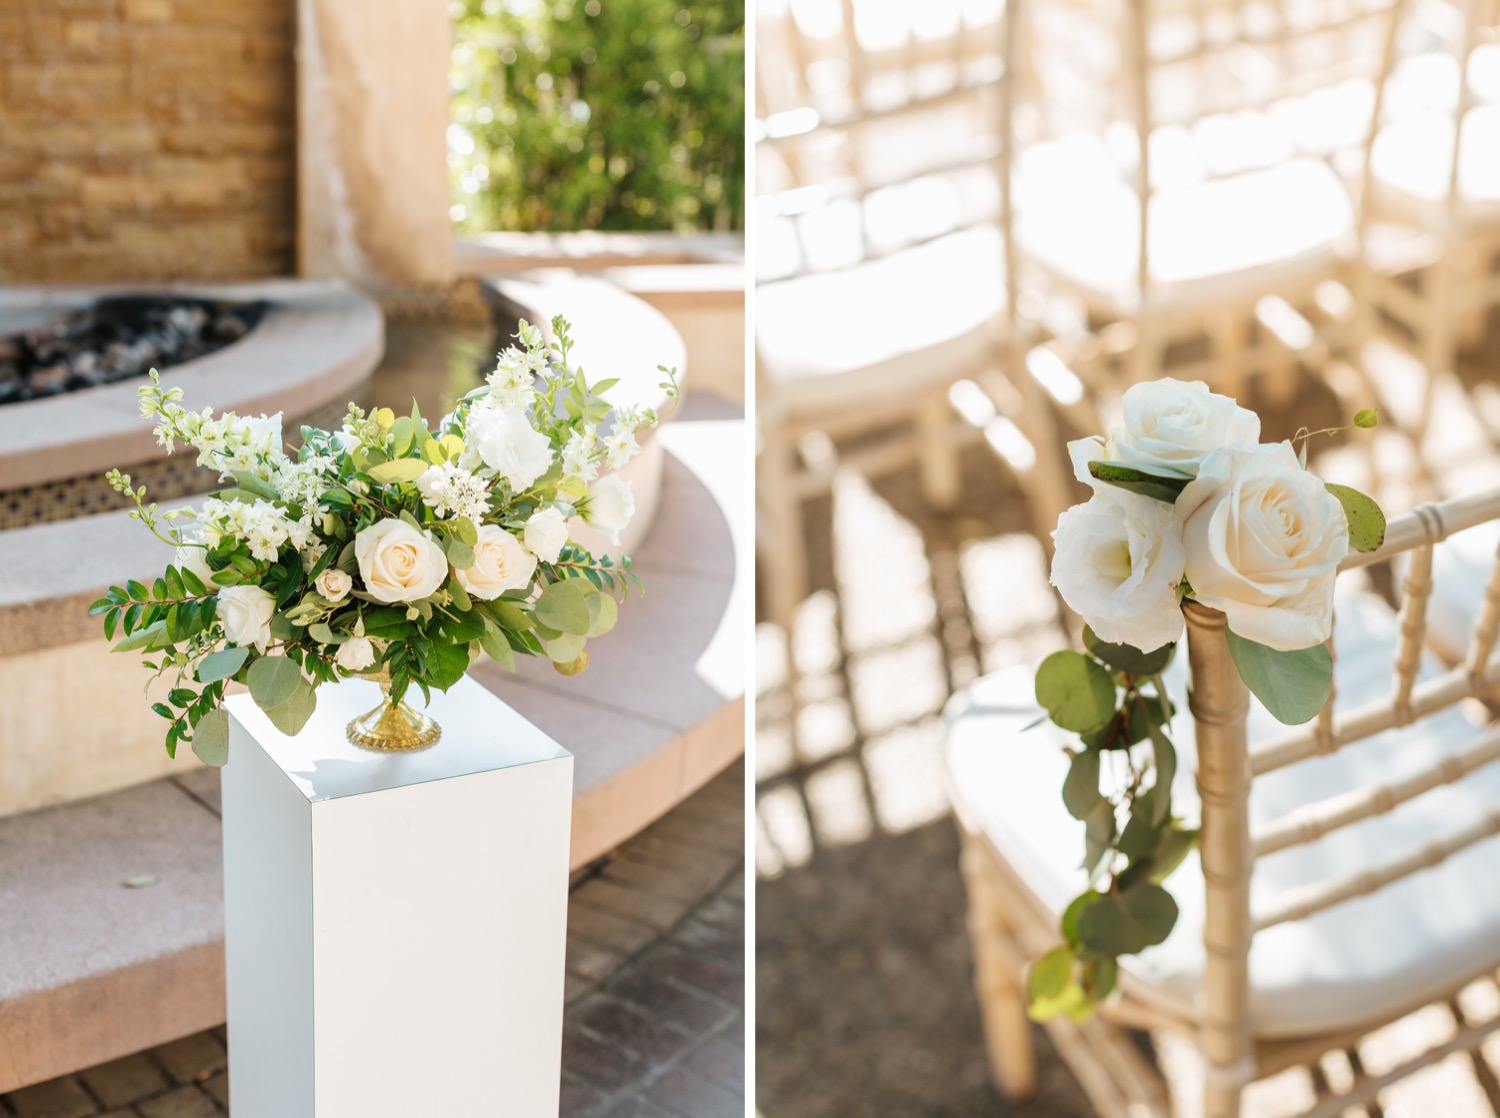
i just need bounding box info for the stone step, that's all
[0,402,745,1095]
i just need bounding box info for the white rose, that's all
[456,526,538,600]
[217,584,277,652]
[1070,378,1261,485]
[316,567,352,603]
[469,408,554,491]
[523,507,569,563]
[354,520,449,604]
[334,635,377,672]
[582,475,635,544]
[174,538,218,589]
[1177,442,1349,651]
[1050,492,1186,653]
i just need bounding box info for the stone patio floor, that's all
[0,761,745,1118]
[756,345,1500,1116]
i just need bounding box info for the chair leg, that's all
[759,425,810,756]
[917,393,961,510]
[960,837,1037,1100]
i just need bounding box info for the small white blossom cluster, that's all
[562,429,600,482]
[487,346,548,411]
[197,497,315,563]
[139,377,284,482]
[275,453,335,507]
[415,461,492,522]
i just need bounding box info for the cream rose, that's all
[455,526,537,600]
[354,520,449,604]
[334,635,377,672]
[316,567,352,603]
[217,584,277,652]
[1070,378,1261,485]
[582,475,635,544]
[1050,492,1186,653]
[469,407,554,491]
[523,506,569,563]
[1177,442,1349,650]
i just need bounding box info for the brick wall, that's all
[0,0,296,283]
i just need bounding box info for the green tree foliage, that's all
[449,0,745,233]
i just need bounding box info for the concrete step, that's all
[0,402,745,1095]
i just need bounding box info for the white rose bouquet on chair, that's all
[90,316,677,765]
[1027,378,1383,1021]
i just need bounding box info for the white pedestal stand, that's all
[221,676,573,1117]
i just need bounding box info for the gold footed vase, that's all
[346,670,441,753]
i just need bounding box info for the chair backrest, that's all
[753,0,1014,285]
[1183,486,1500,1081]
[1004,0,1400,303]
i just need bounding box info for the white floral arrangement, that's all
[90,316,677,765]
[1027,378,1383,1021]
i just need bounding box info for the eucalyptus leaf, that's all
[546,631,587,663]
[366,458,430,485]
[197,645,249,684]
[586,592,618,638]
[1324,483,1386,553]
[192,707,230,766]
[1076,882,1179,957]
[1087,462,1190,504]
[1082,627,1175,676]
[1225,629,1332,725]
[480,624,516,671]
[535,580,591,635]
[1062,748,1103,820]
[247,655,303,711]
[1061,890,1103,948]
[1146,722,1176,825]
[1082,800,1116,881]
[1035,651,1117,733]
[263,679,316,736]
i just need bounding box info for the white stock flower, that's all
[217,585,277,652]
[456,526,538,600]
[602,426,640,470]
[1177,442,1349,651]
[416,462,491,522]
[487,346,547,410]
[523,506,569,563]
[562,429,600,483]
[334,635,377,672]
[1050,492,1186,653]
[582,475,635,544]
[1069,378,1260,485]
[469,408,554,491]
[354,520,449,604]
[316,567,352,603]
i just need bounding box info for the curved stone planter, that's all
[0,280,383,527]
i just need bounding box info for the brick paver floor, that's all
[0,761,745,1118]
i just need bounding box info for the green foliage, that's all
[449,0,745,233]
[1324,483,1386,553]
[1086,462,1190,504]
[1225,629,1332,725]
[1031,638,1195,1020]
[1034,651,1116,733]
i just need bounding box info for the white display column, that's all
[221,676,573,1118]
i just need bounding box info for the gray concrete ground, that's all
[0,761,745,1118]
[755,347,1500,1117]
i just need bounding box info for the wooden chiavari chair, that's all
[947,487,1500,1117]
[755,0,1074,746]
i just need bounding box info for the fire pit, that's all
[0,296,270,405]
[0,280,383,530]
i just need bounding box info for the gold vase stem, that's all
[345,676,441,753]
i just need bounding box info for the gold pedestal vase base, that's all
[346,673,441,753]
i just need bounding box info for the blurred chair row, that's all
[756,3,1500,1116]
[755,0,1500,664]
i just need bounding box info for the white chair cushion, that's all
[756,225,1005,418]
[1371,103,1500,225]
[945,591,1500,1038]
[1014,135,1353,313]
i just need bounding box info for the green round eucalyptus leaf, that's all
[1035,651,1117,733]
[247,655,303,711]
[1225,629,1332,725]
[1082,627,1176,676]
[1076,882,1179,957]
[1324,483,1386,553]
